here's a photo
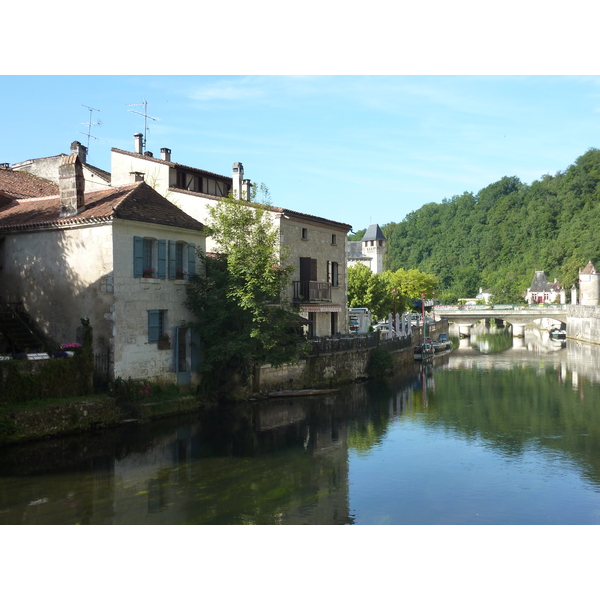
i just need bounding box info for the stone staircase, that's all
[0,297,53,354]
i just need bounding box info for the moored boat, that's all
[267,388,339,398]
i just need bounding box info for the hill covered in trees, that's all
[369,148,600,304]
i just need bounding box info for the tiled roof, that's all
[362,223,386,242]
[112,148,231,182]
[173,187,352,231]
[581,261,598,275]
[0,181,204,233]
[0,167,58,200]
[529,271,561,292]
[348,241,370,260]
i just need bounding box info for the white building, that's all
[347,224,386,274]
[0,156,206,385]
[110,136,352,337]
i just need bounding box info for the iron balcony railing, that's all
[293,281,332,302]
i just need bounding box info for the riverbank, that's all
[0,393,200,447]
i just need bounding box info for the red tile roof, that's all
[0,181,204,233]
[0,167,58,200]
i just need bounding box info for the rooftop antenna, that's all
[127,98,159,153]
[79,105,101,153]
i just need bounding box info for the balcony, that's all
[293,281,331,302]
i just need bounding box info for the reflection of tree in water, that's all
[422,365,600,487]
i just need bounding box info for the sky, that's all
[3,3,600,235]
[3,75,600,233]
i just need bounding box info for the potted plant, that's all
[157,333,171,350]
[175,269,187,280]
[143,268,156,278]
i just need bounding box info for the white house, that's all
[525,271,565,305]
[110,136,352,337]
[0,156,206,385]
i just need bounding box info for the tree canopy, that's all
[373,148,600,303]
[186,191,304,394]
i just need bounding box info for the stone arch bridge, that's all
[436,306,568,336]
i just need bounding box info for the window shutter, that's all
[327,261,331,283]
[188,243,196,277]
[157,240,167,279]
[148,310,160,342]
[168,240,176,279]
[310,258,318,281]
[134,236,144,277]
[332,262,339,287]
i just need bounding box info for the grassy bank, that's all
[0,386,200,447]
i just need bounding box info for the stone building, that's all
[110,136,351,337]
[0,157,206,384]
[10,141,111,192]
[347,223,386,274]
[578,261,600,305]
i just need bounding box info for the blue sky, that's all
[3,75,600,232]
[2,5,599,233]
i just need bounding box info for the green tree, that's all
[186,192,304,395]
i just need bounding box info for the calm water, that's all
[2,325,600,525]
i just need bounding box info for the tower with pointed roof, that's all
[578,261,600,305]
[360,224,386,274]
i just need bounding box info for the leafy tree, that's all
[348,228,366,241]
[186,192,304,395]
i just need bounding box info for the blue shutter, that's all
[168,240,176,279]
[187,243,196,277]
[148,310,160,342]
[157,239,167,279]
[134,236,144,277]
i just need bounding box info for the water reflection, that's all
[2,331,600,524]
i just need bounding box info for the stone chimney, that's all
[242,179,252,201]
[232,162,244,199]
[59,154,85,217]
[70,141,87,164]
[161,148,171,162]
[134,133,144,154]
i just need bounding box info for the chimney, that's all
[144,151,153,157]
[232,162,244,199]
[161,148,171,162]
[134,133,143,154]
[70,141,87,164]
[242,179,252,201]
[59,154,85,217]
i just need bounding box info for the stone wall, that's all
[567,305,600,345]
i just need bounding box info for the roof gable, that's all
[0,182,204,233]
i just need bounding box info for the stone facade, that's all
[110,142,352,339]
[567,305,600,344]
[578,261,600,305]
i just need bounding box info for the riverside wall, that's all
[567,305,600,345]
[256,320,449,393]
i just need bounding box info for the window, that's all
[302,228,308,240]
[148,310,166,343]
[168,240,196,279]
[327,261,339,287]
[331,234,337,245]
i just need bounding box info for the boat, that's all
[414,342,434,361]
[267,388,339,398]
[550,328,566,339]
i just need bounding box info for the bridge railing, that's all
[436,304,568,312]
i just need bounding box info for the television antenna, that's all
[79,104,101,152]
[127,98,159,153]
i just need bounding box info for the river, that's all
[2,324,600,525]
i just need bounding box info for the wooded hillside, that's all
[375,148,600,303]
